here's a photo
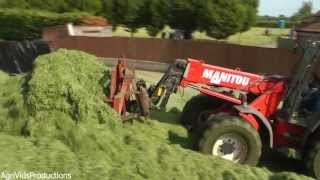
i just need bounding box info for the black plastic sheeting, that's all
[0,40,50,74]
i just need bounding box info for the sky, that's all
[259,0,320,16]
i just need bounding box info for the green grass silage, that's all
[0,49,313,180]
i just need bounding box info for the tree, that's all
[239,0,259,32]
[0,0,29,8]
[66,0,102,13]
[139,0,170,37]
[279,14,286,19]
[166,0,258,39]
[25,0,68,13]
[195,0,249,39]
[1,0,102,14]
[104,0,144,36]
[103,0,259,39]
[0,0,5,6]
[166,0,197,39]
[292,1,313,22]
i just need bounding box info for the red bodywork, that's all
[180,59,306,147]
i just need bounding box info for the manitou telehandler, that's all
[107,43,320,178]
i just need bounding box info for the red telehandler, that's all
[147,42,320,178]
[106,43,320,178]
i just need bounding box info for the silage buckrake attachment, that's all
[105,58,151,121]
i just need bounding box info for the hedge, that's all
[0,8,88,40]
[255,20,298,28]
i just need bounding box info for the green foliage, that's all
[255,20,296,28]
[140,0,170,37]
[104,0,259,39]
[0,50,312,179]
[65,0,102,13]
[104,0,170,36]
[25,0,69,13]
[0,0,29,8]
[104,0,145,35]
[0,0,102,13]
[0,9,87,40]
[198,0,249,39]
[166,0,196,38]
[238,0,259,32]
[2,0,259,39]
[291,1,313,22]
[166,0,254,38]
[255,15,297,28]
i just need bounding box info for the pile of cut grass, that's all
[0,49,312,180]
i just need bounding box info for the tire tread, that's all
[180,94,221,130]
[305,141,320,178]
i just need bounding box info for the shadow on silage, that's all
[150,108,181,125]
[167,130,199,150]
[150,108,198,150]
[259,150,305,176]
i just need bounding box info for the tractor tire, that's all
[305,141,320,178]
[180,94,222,134]
[199,115,262,166]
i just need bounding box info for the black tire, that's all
[305,141,320,178]
[180,94,222,133]
[199,115,262,166]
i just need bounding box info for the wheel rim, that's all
[212,133,248,163]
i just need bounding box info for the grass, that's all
[0,50,313,180]
[225,28,290,46]
[113,27,290,47]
